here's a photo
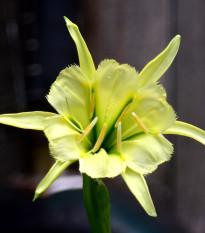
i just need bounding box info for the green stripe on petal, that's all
[64,16,95,79]
[110,134,173,174]
[79,149,125,178]
[164,121,205,145]
[47,65,91,131]
[44,116,91,162]
[121,168,157,217]
[0,111,56,130]
[93,59,138,136]
[139,35,181,88]
[33,160,74,201]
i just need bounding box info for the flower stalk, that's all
[83,174,111,233]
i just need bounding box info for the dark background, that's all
[0,0,205,232]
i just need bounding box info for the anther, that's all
[115,103,132,127]
[92,123,107,153]
[132,112,149,135]
[77,117,98,143]
[117,121,122,153]
[89,92,95,119]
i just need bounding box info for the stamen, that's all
[132,112,149,135]
[89,92,95,119]
[92,123,107,153]
[117,121,122,153]
[115,103,132,127]
[64,116,82,133]
[77,117,98,143]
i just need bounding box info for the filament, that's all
[132,112,149,135]
[115,103,132,127]
[77,117,98,143]
[63,116,82,133]
[92,123,107,153]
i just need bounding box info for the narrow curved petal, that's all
[47,65,91,131]
[79,148,125,178]
[0,111,56,130]
[139,35,181,88]
[121,168,157,217]
[164,121,205,145]
[44,116,91,162]
[64,16,95,79]
[93,59,138,136]
[33,160,74,201]
[110,134,173,174]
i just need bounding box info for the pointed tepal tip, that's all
[170,35,181,49]
[63,16,68,22]
[148,209,157,217]
[173,35,181,45]
[63,16,71,26]
[176,34,181,41]
[152,212,157,218]
[32,193,39,202]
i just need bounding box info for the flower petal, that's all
[33,160,74,201]
[93,59,138,136]
[110,134,173,174]
[139,35,181,88]
[164,121,205,145]
[122,83,176,140]
[121,168,157,217]
[79,148,125,178]
[44,116,91,162]
[64,16,95,80]
[105,83,176,148]
[47,65,91,131]
[0,111,56,130]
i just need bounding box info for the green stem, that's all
[83,174,111,233]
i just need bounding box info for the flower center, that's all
[76,94,150,154]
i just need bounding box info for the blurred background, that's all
[0,0,205,232]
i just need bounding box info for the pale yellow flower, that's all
[0,17,204,217]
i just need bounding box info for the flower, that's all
[0,17,204,217]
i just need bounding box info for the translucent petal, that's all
[33,160,74,201]
[164,121,205,145]
[44,116,91,162]
[64,16,95,79]
[110,134,173,174]
[121,168,157,217]
[79,148,125,178]
[93,59,138,136]
[0,111,56,130]
[47,65,91,130]
[139,35,181,88]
